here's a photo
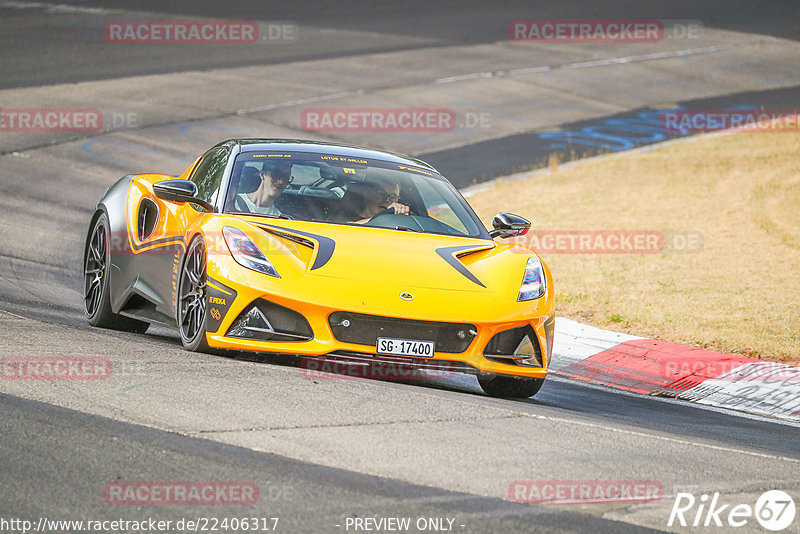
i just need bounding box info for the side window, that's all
[190,148,229,205]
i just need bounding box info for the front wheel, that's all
[478,374,545,399]
[177,235,211,352]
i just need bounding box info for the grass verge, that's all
[467,131,800,364]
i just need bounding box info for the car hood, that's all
[241,218,531,292]
[211,217,550,322]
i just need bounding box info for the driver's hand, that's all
[388,202,410,215]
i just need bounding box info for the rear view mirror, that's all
[153,180,214,212]
[490,212,531,238]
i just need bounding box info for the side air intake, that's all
[226,299,313,342]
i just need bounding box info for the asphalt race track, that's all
[1,2,799,533]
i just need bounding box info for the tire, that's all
[478,374,545,399]
[83,212,149,333]
[177,235,212,352]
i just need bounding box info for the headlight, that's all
[517,256,545,301]
[222,226,280,278]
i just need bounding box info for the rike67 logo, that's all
[669,490,795,531]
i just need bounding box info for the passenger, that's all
[235,162,292,216]
[333,177,409,223]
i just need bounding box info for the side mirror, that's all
[490,212,531,239]
[153,180,214,212]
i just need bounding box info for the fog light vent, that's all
[483,325,543,367]
[226,299,313,342]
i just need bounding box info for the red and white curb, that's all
[552,318,800,422]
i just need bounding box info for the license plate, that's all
[376,337,435,358]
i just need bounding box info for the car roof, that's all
[213,138,440,173]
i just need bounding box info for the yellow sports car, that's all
[83,139,554,398]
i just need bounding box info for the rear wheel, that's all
[177,235,211,352]
[478,374,545,399]
[84,212,149,333]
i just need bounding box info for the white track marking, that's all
[436,43,750,84]
[0,1,112,14]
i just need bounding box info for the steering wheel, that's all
[366,211,427,232]
[367,208,395,222]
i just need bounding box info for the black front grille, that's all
[328,312,476,353]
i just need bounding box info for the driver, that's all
[334,177,409,224]
[234,161,292,216]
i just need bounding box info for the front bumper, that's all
[204,260,553,379]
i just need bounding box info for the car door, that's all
[128,146,231,322]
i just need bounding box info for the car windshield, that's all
[223,151,488,238]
